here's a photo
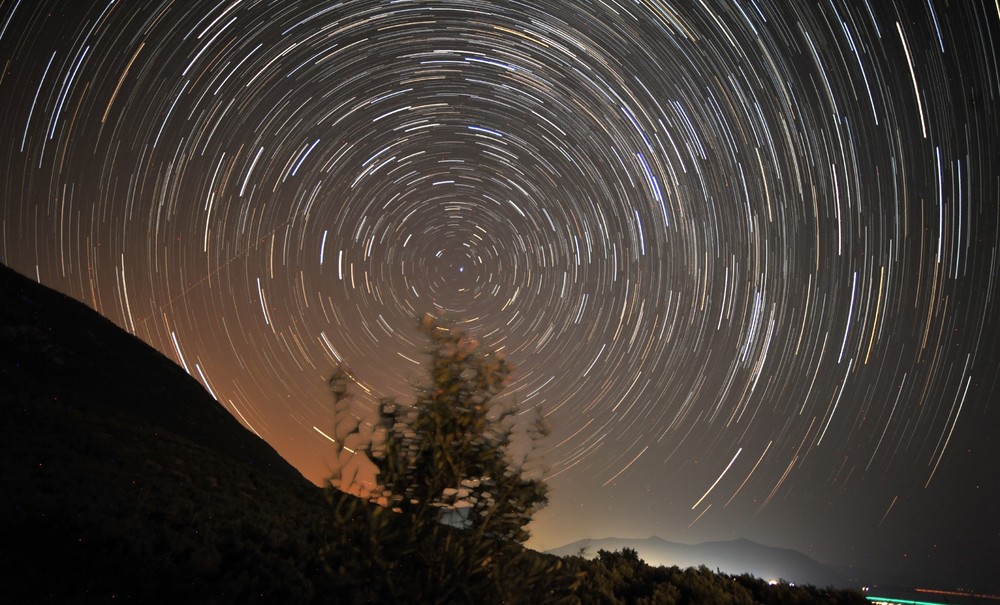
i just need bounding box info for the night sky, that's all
[2,0,998,590]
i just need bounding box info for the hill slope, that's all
[0,264,338,603]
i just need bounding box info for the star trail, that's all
[2,0,998,589]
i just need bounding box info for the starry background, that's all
[2,0,998,590]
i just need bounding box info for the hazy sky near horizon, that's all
[2,0,998,590]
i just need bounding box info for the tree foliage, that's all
[323,314,565,603]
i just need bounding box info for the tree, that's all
[323,314,563,603]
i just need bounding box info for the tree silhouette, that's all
[324,314,558,603]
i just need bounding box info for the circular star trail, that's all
[2,0,998,587]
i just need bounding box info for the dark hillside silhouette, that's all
[1,263,336,602]
[1,263,304,474]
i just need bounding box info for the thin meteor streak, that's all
[692,448,742,509]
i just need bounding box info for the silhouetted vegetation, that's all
[557,547,868,605]
[319,314,569,603]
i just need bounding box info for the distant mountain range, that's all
[547,536,849,588]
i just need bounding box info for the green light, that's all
[866,597,947,605]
